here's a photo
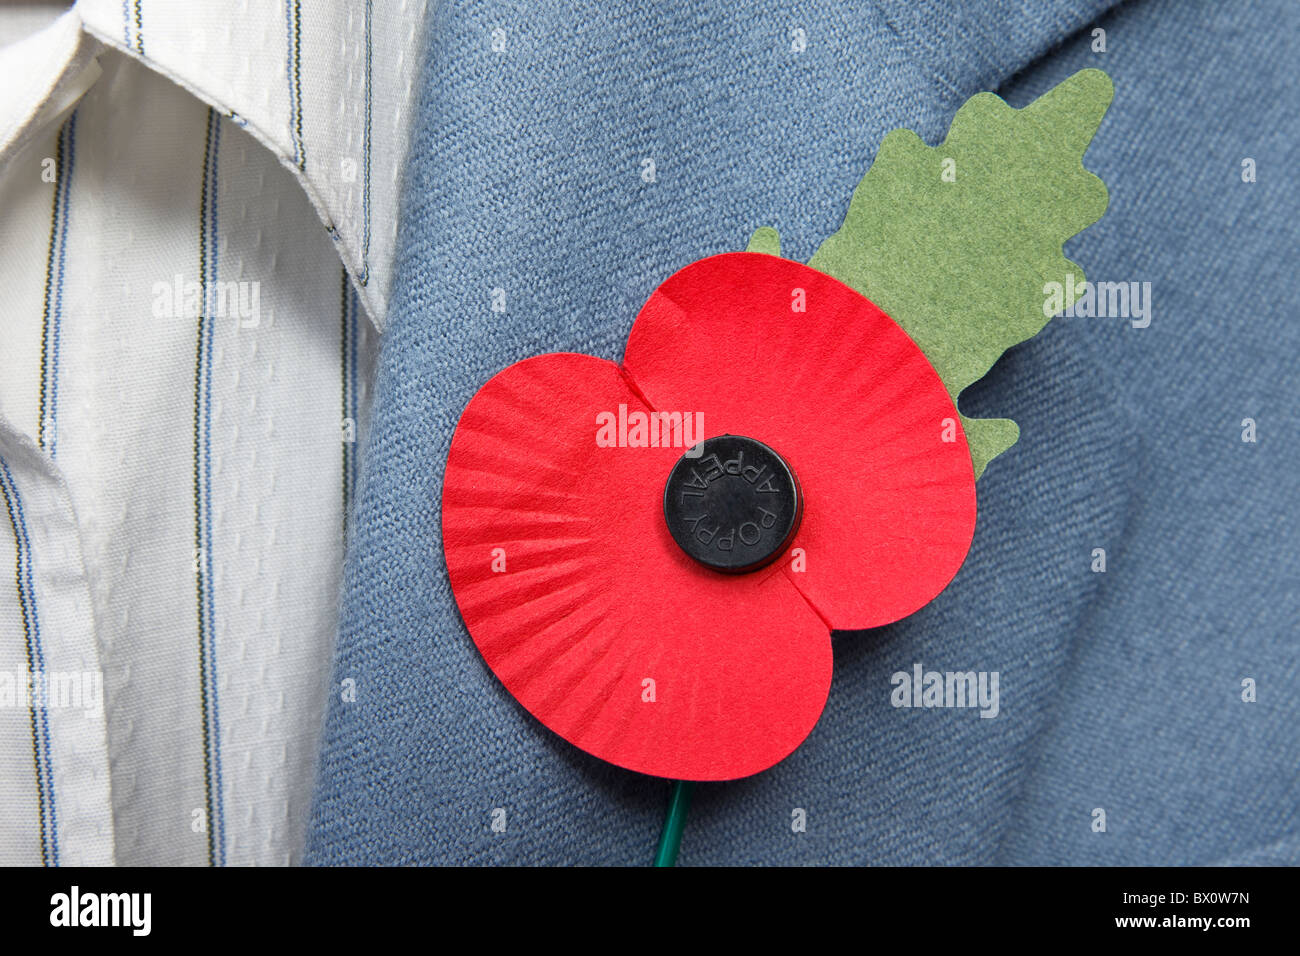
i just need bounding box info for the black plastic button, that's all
[662,435,802,573]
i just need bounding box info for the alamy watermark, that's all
[152,274,260,327]
[596,404,703,455]
[1044,274,1151,328]
[0,670,102,714]
[890,663,1000,718]
[50,886,150,936]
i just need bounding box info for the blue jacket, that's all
[307,0,1300,865]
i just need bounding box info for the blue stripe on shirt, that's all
[0,457,59,866]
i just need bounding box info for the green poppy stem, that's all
[653,780,694,867]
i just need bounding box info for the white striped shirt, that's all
[0,0,423,865]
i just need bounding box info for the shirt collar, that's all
[0,1,423,331]
[0,10,100,167]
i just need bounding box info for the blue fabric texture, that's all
[306,0,1300,865]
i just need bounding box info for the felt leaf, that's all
[806,68,1113,478]
[746,225,781,256]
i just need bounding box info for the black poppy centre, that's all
[662,435,803,573]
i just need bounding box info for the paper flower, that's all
[442,252,976,780]
[442,68,1113,787]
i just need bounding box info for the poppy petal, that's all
[442,352,832,780]
[622,252,977,630]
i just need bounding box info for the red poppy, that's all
[442,252,976,780]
